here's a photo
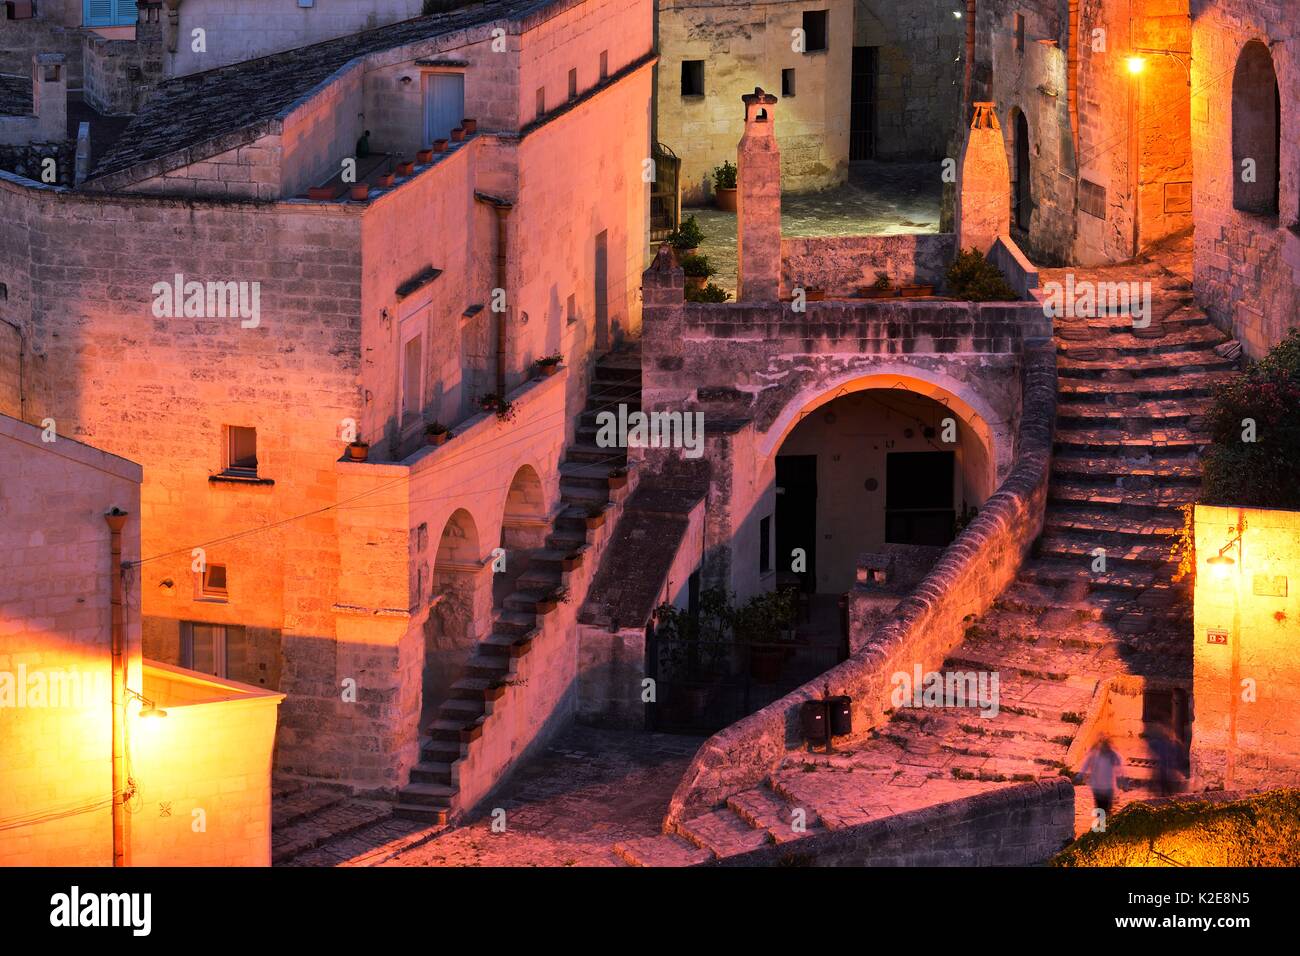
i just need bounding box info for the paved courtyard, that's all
[690,160,943,294]
[278,726,703,867]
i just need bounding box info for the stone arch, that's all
[495,463,549,608]
[423,507,490,729]
[1232,40,1280,216]
[1010,106,1032,231]
[435,507,482,567]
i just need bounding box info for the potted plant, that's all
[679,253,715,292]
[450,126,466,142]
[536,584,570,614]
[461,118,478,134]
[396,159,415,176]
[667,215,705,259]
[735,589,797,684]
[583,506,606,530]
[432,138,449,154]
[712,161,738,212]
[307,185,336,200]
[417,148,434,164]
[425,421,451,446]
[900,282,936,298]
[377,170,396,187]
[535,354,563,377]
[347,439,370,461]
[561,550,584,572]
[607,465,628,490]
[685,282,731,303]
[805,286,826,302]
[479,393,517,422]
[350,184,370,201]
[861,272,895,299]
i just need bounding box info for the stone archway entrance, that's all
[423,508,491,731]
[1013,109,1032,232]
[494,464,548,609]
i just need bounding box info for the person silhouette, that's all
[1082,736,1123,817]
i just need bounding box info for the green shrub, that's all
[667,214,705,250]
[678,253,715,278]
[944,248,1017,301]
[686,282,731,303]
[1202,328,1300,509]
[712,161,737,191]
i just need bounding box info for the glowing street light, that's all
[1126,55,1147,75]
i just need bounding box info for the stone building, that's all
[654,0,964,202]
[1,0,653,822]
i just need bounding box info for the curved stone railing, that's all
[664,339,1058,827]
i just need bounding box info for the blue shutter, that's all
[84,0,114,27]
[114,0,138,26]
[423,73,465,145]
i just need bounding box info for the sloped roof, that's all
[87,0,549,186]
[0,74,32,117]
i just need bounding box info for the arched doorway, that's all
[1232,40,1280,216]
[1012,108,1032,231]
[494,464,547,608]
[423,508,484,729]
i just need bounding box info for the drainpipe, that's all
[964,0,976,108]
[474,191,515,397]
[105,508,129,868]
[163,0,184,54]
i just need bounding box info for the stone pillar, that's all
[736,88,781,303]
[954,102,1011,255]
[32,54,66,144]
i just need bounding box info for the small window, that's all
[535,86,545,119]
[781,68,796,97]
[568,68,578,100]
[567,293,577,325]
[802,11,828,53]
[1014,13,1025,53]
[402,330,423,420]
[226,426,257,476]
[759,516,772,573]
[198,563,228,600]
[681,60,704,97]
[181,622,247,680]
[599,50,608,80]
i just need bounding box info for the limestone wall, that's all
[780,233,956,296]
[656,0,853,203]
[0,415,141,866]
[661,338,1057,824]
[1192,504,1300,790]
[0,7,86,85]
[718,778,1075,866]
[1190,0,1300,358]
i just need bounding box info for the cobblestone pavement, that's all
[278,726,704,866]
[690,160,942,294]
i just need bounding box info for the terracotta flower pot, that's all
[416,149,434,164]
[561,555,582,572]
[536,598,558,614]
[377,173,395,187]
[432,139,448,153]
[714,187,737,212]
[348,442,369,461]
[350,184,370,201]
[607,474,628,490]
[426,430,449,446]
[450,127,466,142]
[461,118,477,134]
[685,276,706,292]
[805,288,826,302]
[538,363,559,377]
[900,285,935,298]
[308,185,336,200]
[584,513,605,530]
[859,287,896,299]
[396,160,415,176]
[671,246,698,264]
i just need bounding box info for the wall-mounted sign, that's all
[1207,629,1229,645]
[1252,574,1288,598]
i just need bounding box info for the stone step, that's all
[439,697,486,721]
[393,803,449,825]
[450,676,496,699]
[517,567,563,590]
[564,442,622,464]
[559,460,623,482]
[464,653,512,678]
[1050,454,1200,483]
[1047,480,1199,511]
[675,808,772,858]
[1055,323,1226,356]
[1042,504,1185,538]
[1056,303,1206,335]
[1053,427,1207,454]
[1058,369,1234,400]
[480,632,532,656]
[272,800,394,864]
[1056,397,1211,425]
[400,781,456,807]
[1018,560,1174,596]
[420,737,463,763]
[726,786,818,844]
[495,609,538,636]
[409,760,455,786]
[612,833,714,867]
[1057,349,1234,379]
[560,481,612,505]
[1037,534,1176,569]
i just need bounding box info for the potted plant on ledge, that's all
[535,354,563,377]
[425,422,451,446]
[712,161,737,212]
[607,465,629,491]
[479,393,517,422]
[667,215,705,260]
[583,506,606,531]
[561,550,584,572]
[679,253,716,292]
[535,584,570,614]
[347,438,370,461]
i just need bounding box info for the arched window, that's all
[1232,40,1280,216]
[1012,109,1032,231]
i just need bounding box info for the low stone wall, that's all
[987,233,1040,300]
[780,233,956,297]
[663,339,1058,826]
[719,779,1075,866]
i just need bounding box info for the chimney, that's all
[954,102,1011,255]
[736,87,781,303]
[32,53,66,144]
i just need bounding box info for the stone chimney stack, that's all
[736,87,781,303]
[32,53,66,144]
[954,102,1011,254]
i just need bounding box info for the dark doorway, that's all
[850,47,877,161]
[775,455,817,592]
[594,230,609,350]
[1013,110,1031,231]
[885,451,955,546]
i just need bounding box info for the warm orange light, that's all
[1126,55,1147,75]
[1208,553,1234,580]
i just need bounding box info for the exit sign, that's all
[1207,629,1229,645]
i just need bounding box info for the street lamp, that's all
[126,686,167,720]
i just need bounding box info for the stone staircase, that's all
[395,346,642,824]
[615,245,1234,865]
